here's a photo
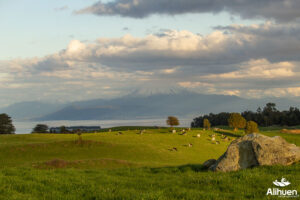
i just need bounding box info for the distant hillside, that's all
[38,91,300,121]
[0,101,65,120]
[38,91,241,120]
[2,91,299,121]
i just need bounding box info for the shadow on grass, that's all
[214,130,241,138]
[150,164,207,174]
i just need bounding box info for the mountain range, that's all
[1,90,299,121]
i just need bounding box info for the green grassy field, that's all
[0,127,299,199]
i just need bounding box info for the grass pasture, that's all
[0,127,299,199]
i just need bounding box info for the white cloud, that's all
[178,81,213,89]
[0,73,12,82]
[66,40,86,54]
[202,59,295,79]
[2,22,300,104]
[55,5,69,12]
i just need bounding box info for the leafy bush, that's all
[203,119,211,130]
[245,121,259,134]
[32,124,49,133]
[228,113,246,131]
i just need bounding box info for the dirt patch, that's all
[280,129,300,134]
[43,159,69,168]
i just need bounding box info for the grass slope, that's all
[0,128,299,199]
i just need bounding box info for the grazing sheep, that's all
[188,143,193,147]
[197,134,201,138]
[216,141,220,144]
[118,132,123,135]
[211,137,216,141]
[172,129,177,134]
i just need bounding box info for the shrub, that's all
[245,121,259,134]
[166,116,180,128]
[203,119,211,130]
[228,113,246,131]
[32,124,49,133]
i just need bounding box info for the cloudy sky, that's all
[1,0,300,106]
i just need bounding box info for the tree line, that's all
[191,103,300,128]
[201,112,258,133]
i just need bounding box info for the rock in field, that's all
[204,133,300,172]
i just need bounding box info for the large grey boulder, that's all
[205,133,300,172]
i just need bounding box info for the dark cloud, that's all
[213,23,300,63]
[214,23,300,38]
[30,58,70,72]
[75,0,300,22]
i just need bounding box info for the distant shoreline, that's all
[14,118,192,134]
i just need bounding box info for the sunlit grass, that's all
[0,128,299,199]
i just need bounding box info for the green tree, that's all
[203,118,211,130]
[228,113,246,131]
[32,124,49,133]
[60,126,68,133]
[245,121,259,134]
[166,116,180,128]
[0,113,15,134]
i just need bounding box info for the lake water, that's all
[14,118,192,134]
